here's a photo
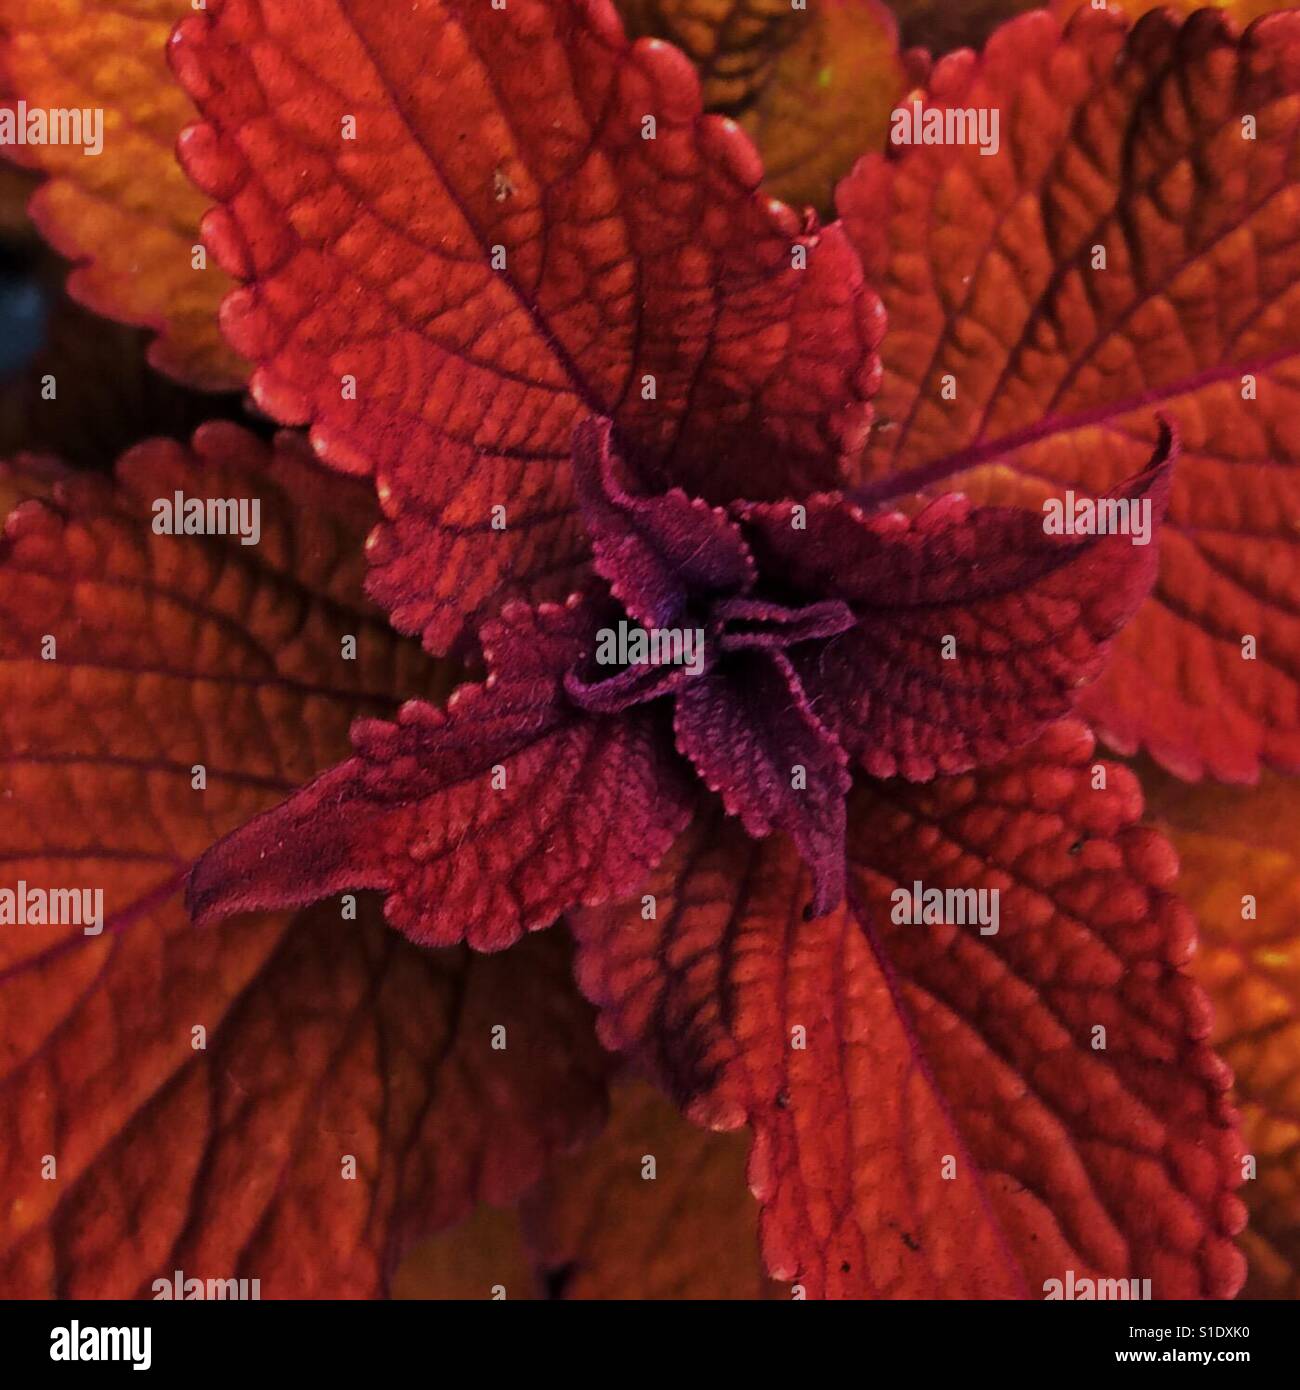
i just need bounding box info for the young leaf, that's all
[169,0,883,654]
[571,721,1245,1298]
[839,7,1300,780]
[674,647,851,916]
[0,0,244,388]
[0,429,607,1295]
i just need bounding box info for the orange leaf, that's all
[573,722,1245,1298]
[839,7,1300,780]
[1144,767,1300,1298]
[0,0,245,388]
[394,1079,779,1298]
[520,1080,781,1298]
[619,0,907,210]
[0,426,608,1296]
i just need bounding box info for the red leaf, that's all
[0,429,608,1296]
[571,720,1245,1298]
[170,0,883,654]
[740,429,1174,779]
[838,6,1300,781]
[188,595,697,950]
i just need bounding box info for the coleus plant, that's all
[1,0,1298,1299]
[188,415,1174,938]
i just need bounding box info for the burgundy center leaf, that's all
[566,415,856,912]
[673,648,851,917]
[570,416,756,629]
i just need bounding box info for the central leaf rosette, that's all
[564,418,858,915]
[187,414,1174,949]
